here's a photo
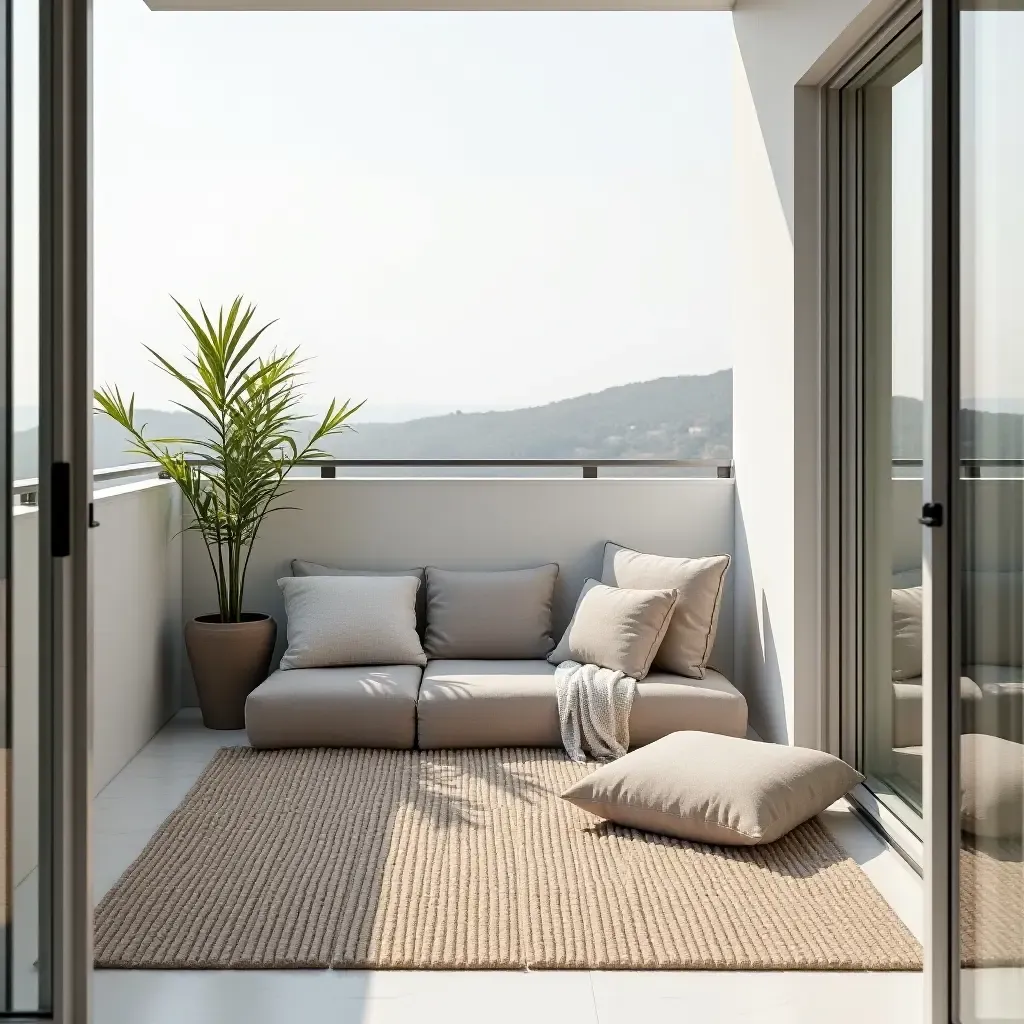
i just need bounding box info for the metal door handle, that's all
[919,502,943,528]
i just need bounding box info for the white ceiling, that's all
[145,0,734,10]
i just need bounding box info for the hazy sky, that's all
[889,13,1024,407]
[12,4,1022,421]
[65,5,732,419]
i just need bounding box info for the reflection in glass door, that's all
[958,6,1024,1021]
[852,30,928,832]
[9,0,43,1010]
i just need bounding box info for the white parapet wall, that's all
[11,479,182,885]
[180,476,737,705]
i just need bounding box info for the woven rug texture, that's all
[94,746,925,971]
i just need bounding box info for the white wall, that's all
[11,480,182,885]
[730,0,902,745]
[91,481,183,788]
[180,477,736,703]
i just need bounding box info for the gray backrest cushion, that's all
[891,568,1023,668]
[292,559,427,633]
[424,564,559,659]
[963,571,1023,667]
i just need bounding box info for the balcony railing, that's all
[14,462,168,506]
[892,457,1024,477]
[12,457,735,505]
[15,455,1024,507]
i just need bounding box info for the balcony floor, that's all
[39,710,930,1022]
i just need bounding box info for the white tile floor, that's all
[19,710,930,1023]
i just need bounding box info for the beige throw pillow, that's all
[601,543,730,679]
[547,579,678,681]
[278,575,426,669]
[561,731,864,845]
[960,733,1024,838]
[424,564,559,659]
[891,586,923,681]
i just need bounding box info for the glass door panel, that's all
[5,0,93,1016]
[8,0,46,1011]
[859,38,927,829]
[958,6,1024,1021]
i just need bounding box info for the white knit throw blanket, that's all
[554,660,637,763]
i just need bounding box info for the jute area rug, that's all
[960,837,1024,968]
[94,746,923,971]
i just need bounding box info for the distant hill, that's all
[892,395,1024,461]
[323,371,733,463]
[14,370,734,477]
[15,407,205,480]
[15,371,1024,480]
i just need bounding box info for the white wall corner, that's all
[730,0,903,746]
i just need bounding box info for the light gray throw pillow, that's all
[424,564,559,660]
[291,559,427,631]
[561,731,864,845]
[601,543,730,679]
[547,578,679,681]
[278,575,426,669]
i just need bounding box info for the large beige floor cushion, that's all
[246,665,423,749]
[416,659,747,750]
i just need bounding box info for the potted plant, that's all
[95,297,361,729]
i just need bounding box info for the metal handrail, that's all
[892,458,1024,466]
[14,462,166,505]
[11,457,734,506]
[289,458,733,479]
[892,457,1024,478]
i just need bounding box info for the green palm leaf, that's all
[95,296,362,622]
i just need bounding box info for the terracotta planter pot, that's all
[184,613,277,730]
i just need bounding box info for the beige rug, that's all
[94,746,922,970]
[961,837,1024,968]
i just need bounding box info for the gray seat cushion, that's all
[965,665,1024,742]
[417,660,562,749]
[246,665,422,749]
[629,669,748,746]
[416,659,748,750]
[892,676,983,748]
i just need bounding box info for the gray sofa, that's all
[245,553,747,750]
[246,659,747,750]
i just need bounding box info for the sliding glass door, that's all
[831,13,929,843]
[4,0,93,1018]
[954,5,1024,1021]
[858,32,928,830]
[832,6,1023,1019]
[918,2,1024,1021]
